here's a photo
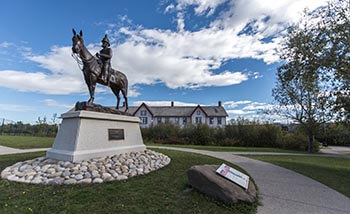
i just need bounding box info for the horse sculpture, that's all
[71,29,128,111]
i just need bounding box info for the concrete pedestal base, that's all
[47,110,146,162]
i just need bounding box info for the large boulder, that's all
[187,164,257,204]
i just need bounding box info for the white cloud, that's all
[0,70,85,95]
[226,109,255,115]
[42,99,73,109]
[249,71,263,79]
[242,102,275,111]
[177,12,185,32]
[223,100,252,108]
[175,0,228,16]
[223,100,283,121]
[114,36,249,88]
[164,4,175,13]
[27,46,83,78]
[0,0,329,97]
[209,0,328,33]
[0,41,14,48]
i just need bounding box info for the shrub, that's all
[141,123,319,151]
[316,123,350,146]
[258,125,282,147]
[190,124,213,145]
[278,133,320,152]
[220,138,242,146]
[279,133,308,150]
[141,123,180,142]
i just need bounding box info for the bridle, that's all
[71,36,94,71]
[71,52,84,71]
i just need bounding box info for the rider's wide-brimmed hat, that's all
[101,34,110,46]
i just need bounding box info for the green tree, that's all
[317,0,350,123]
[272,11,332,152]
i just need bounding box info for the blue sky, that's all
[0,0,328,123]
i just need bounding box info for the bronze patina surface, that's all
[71,29,129,111]
[75,101,131,116]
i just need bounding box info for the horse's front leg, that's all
[88,75,96,104]
[116,94,120,109]
[88,84,96,104]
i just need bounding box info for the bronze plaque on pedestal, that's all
[108,129,125,140]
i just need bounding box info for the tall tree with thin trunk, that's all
[272,11,332,153]
[317,0,350,123]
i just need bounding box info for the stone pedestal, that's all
[46,110,146,162]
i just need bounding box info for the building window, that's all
[157,117,162,124]
[165,117,170,123]
[197,110,201,115]
[209,117,214,125]
[140,117,148,124]
[196,117,202,124]
[175,117,179,124]
[140,110,147,116]
[218,117,222,125]
[183,117,187,124]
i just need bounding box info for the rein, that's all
[71,53,84,71]
[71,52,95,71]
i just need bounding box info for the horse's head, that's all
[72,29,84,54]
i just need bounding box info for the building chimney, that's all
[171,101,174,107]
[218,101,222,107]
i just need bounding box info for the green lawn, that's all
[0,135,308,154]
[146,142,307,153]
[244,155,350,198]
[0,149,258,214]
[0,135,54,149]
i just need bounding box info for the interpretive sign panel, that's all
[108,129,125,140]
[216,163,249,190]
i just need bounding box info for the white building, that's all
[127,101,228,128]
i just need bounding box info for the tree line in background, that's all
[0,114,59,137]
[271,0,350,152]
[141,121,350,152]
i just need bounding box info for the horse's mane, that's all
[84,56,101,76]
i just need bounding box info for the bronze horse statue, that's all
[71,29,128,111]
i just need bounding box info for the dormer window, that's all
[197,110,201,115]
[140,110,147,116]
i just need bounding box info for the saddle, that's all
[95,57,112,84]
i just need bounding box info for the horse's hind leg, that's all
[111,86,120,109]
[121,89,128,112]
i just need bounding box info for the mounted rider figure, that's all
[96,34,112,84]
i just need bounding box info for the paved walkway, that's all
[0,145,47,155]
[0,145,350,213]
[149,146,350,214]
[232,151,350,159]
[321,146,350,156]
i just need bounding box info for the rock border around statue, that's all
[1,150,171,185]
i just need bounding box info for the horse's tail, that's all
[122,72,128,96]
[113,69,128,96]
